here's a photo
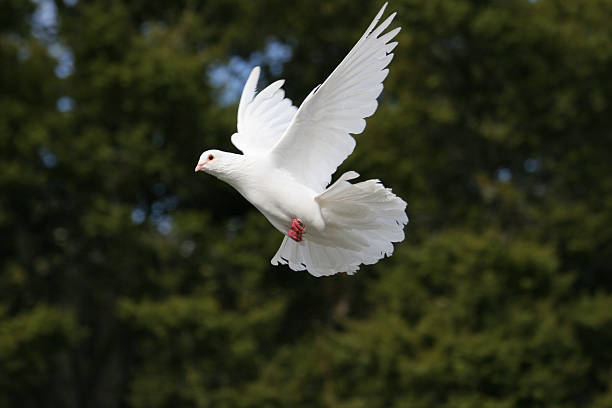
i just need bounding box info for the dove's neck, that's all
[212,152,257,190]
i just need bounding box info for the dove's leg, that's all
[288,218,305,242]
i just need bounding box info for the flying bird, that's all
[195,3,408,276]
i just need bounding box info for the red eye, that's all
[208,154,214,161]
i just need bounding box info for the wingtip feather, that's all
[380,2,389,15]
[372,11,398,38]
[237,66,262,129]
[365,2,389,36]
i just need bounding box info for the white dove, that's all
[195,3,408,277]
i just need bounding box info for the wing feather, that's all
[232,67,298,155]
[237,67,259,129]
[268,3,400,191]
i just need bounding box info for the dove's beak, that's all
[194,162,205,172]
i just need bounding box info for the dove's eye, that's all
[208,154,214,161]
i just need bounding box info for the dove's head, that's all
[194,149,225,173]
[194,149,244,181]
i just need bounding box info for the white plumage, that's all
[195,3,408,277]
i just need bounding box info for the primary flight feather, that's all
[195,3,408,277]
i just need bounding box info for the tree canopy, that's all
[1,0,612,407]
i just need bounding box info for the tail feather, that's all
[271,172,408,276]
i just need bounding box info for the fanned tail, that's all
[271,171,408,277]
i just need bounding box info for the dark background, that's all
[2,0,612,406]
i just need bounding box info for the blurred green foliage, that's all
[1,0,612,406]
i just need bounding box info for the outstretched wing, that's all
[268,3,399,192]
[231,66,298,155]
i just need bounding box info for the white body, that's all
[218,153,326,233]
[196,3,408,276]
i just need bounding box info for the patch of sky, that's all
[154,215,172,235]
[524,158,541,173]
[57,96,75,112]
[496,167,512,183]
[207,39,293,106]
[132,194,178,233]
[31,0,58,41]
[266,41,292,75]
[31,0,75,78]
[38,146,58,168]
[131,208,146,224]
[151,201,165,216]
[151,197,178,214]
[149,196,179,235]
[48,43,74,78]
